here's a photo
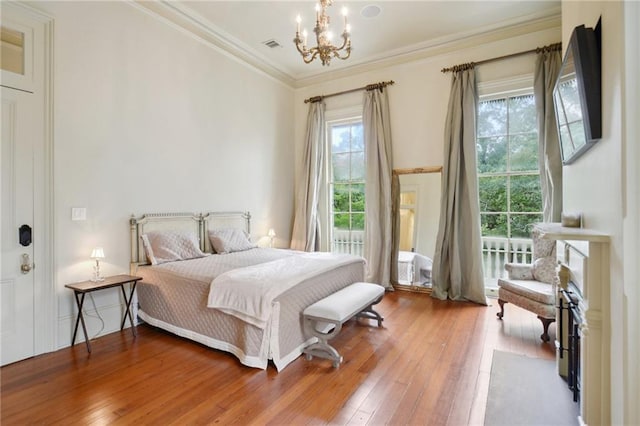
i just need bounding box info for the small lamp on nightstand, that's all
[90,247,105,282]
[267,228,276,248]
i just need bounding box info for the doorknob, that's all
[20,253,34,274]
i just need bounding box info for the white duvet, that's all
[207,252,362,328]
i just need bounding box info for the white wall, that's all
[560,1,639,424]
[31,1,294,348]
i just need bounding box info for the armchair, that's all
[497,227,557,341]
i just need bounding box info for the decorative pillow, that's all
[532,256,557,284]
[208,228,256,254]
[141,230,207,265]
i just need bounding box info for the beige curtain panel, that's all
[290,101,326,252]
[363,88,394,289]
[534,48,563,222]
[432,67,487,305]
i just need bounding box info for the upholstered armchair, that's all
[497,227,557,342]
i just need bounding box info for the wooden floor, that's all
[1,292,555,425]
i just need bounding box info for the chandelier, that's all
[294,0,351,66]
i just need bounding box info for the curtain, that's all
[363,88,394,289]
[534,46,563,222]
[432,66,487,305]
[290,101,326,251]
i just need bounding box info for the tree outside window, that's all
[477,94,543,240]
[329,119,365,255]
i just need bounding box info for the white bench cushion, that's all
[304,282,384,323]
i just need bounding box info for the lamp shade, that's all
[90,247,105,259]
[267,229,276,238]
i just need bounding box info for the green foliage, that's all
[477,94,542,239]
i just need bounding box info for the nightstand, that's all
[65,274,142,353]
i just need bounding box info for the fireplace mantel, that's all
[535,222,610,426]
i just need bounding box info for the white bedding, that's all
[207,253,362,328]
[135,248,365,370]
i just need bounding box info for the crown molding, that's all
[129,0,296,88]
[129,1,560,90]
[294,10,561,88]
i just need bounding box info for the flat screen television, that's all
[553,20,601,165]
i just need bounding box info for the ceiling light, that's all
[293,0,351,66]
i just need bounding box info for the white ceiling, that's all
[145,1,561,86]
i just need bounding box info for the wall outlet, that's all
[71,207,86,221]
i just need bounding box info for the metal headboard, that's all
[129,211,251,273]
[202,211,251,254]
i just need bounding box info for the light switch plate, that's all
[71,207,86,221]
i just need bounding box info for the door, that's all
[1,87,37,365]
[1,3,50,365]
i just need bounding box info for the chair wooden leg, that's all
[496,299,506,319]
[538,316,555,342]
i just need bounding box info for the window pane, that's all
[351,123,364,151]
[332,184,350,212]
[477,136,507,173]
[510,175,542,212]
[508,95,536,134]
[478,176,507,212]
[1,27,24,75]
[333,213,350,230]
[477,99,507,137]
[331,125,352,153]
[351,213,365,230]
[481,213,508,237]
[351,183,365,212]
[510,214,543,238]
[351,151,365,180]
[510,133,539,171]
[332,153,350,182]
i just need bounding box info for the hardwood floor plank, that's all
[1,292,568,425]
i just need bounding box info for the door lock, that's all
[20,253,34,274]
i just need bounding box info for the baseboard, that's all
[57,301,136,349]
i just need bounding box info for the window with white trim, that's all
[327,117,365,256]
[477,93,543,239]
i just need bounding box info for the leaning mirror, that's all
[392,167,442,293]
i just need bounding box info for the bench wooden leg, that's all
[356,296,384,327]
[303,317,344,368]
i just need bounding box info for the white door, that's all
[1,86,37,365]
[0,3,50,366]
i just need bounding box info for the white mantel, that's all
[536,223,611,426]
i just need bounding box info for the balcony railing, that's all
[482,236,533,288]
[331,230,533,289]
[332,229,364,257]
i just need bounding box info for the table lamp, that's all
[91,247,105,282]
[267,229,276,248]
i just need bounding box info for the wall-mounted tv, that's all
[553,20,601,165]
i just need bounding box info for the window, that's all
[328,118,365,256]
[477,94,542,238]
[477,93,543,284]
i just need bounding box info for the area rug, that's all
[484,350,579,426]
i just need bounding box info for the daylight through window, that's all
[328,118,365,256]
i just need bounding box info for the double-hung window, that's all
[476,93,543,284]
[327,117,365,256]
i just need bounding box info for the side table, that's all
[65,274,142,353]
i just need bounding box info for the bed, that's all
[397,250,433,287]
[129,211,365,371]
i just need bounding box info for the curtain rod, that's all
[304,80,395,104]
[441,42,562,73]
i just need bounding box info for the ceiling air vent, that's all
[262,39,282,49]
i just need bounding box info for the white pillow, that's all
[208,228,256,254]
[141,230,207,265]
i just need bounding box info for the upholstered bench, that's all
[302,282,385,368]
